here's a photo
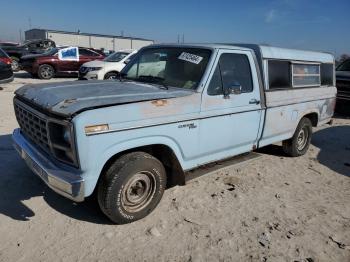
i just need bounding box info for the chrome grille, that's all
[14,101,50,152]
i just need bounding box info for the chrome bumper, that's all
[12,128,85,202]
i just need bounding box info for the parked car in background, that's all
[0,39,56,71]
[12,43,336,224]
[20,47,105,79]
[0,41,20,47]
[336,59,350,114]
[0,48,13,83]
[79,50,137,80]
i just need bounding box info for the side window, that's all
[321,63,334,86]
[269,60,333,90]
[207,53,253,96]
[268,60,291,89]
[79,48,98,56]
[220,54,253,93]
[207,64,223,95]
[292,63,320,87]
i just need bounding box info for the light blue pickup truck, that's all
[12,44,336,224]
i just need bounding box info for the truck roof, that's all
[149,43,334,64]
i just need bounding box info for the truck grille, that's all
[14,101,50,152]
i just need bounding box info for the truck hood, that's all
[15,80,194,118]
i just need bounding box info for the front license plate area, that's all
[22,150,46,181]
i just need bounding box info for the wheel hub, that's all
[297,127,308,150]
[121,171,156,213]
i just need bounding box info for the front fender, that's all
[84,135,185,196]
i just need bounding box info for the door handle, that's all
[249,99,260,105]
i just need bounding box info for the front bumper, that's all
[78,70,103,80]
[12,128,85,202]
[0,75,14,84]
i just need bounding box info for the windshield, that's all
[122,47,212,89]
[337,60,350,71]
[0,48,8,57]
[104,52,130,62]
[43,48,59,56]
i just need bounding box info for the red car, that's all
[20,47,105,79]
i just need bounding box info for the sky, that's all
[0,0,349,57]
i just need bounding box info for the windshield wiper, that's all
[137,75,169,90]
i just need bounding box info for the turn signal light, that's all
[84,124,109,135]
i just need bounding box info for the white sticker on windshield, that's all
[178,52,203,64]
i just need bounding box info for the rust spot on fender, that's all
[151,99,168,107]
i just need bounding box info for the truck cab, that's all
[12,44,336,224]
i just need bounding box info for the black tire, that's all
[98,152,167,224]
[104,72,119,80]
[10,57,20,72]
[38,64,55,79]
[282,117,313,157]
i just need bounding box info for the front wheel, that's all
[98,152,167,224]
[282,117,312,157]
[38,64,55,79]
[104,72,119,80]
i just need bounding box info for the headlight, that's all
[48,121,78,167]
[87,67,102,72]
[63,126,71,144]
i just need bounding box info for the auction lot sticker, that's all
[58,47,79,61]
[178,52,203,64]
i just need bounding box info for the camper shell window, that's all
[268,60,291,89]
[268,60,333,90]
[321,63,334,86]
[292,63,320,87]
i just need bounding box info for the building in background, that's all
[25,29,154,51]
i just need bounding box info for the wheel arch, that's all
[104,71,120,79]
[87,138,186,197]
[101,144,185,186]
[301,111,319,127]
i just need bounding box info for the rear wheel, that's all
[104,72,119,80]
[38,64,55,79]
[282,117,312,157]
[98,152,167,224]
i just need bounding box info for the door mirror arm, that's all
[223,84,242,99]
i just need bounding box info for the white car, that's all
[78,50,137,80]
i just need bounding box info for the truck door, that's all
[199,49,263,159]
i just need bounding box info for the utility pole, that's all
[19,29,22,42]
[177,34,180,43]
[121,30,124,37]
[182,33,185,43]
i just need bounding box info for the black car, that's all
[336,59,350,114]
[0,39,56,71]
[0,48,13,84]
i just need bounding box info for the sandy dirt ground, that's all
[0,73,349,262]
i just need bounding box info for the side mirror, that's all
[224,83,242,98]
[124,59,130,64]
